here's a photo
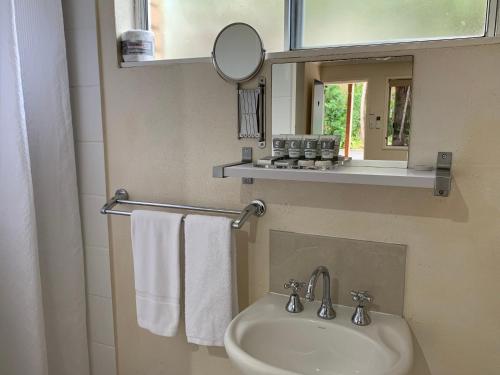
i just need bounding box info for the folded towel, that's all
[184,215,238,346]
[131,210,183,336]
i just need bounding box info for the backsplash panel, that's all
[270,230,406,315]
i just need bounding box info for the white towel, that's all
[131,210,183,336]
[184,215,238,346]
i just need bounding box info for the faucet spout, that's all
[305,266,336,320]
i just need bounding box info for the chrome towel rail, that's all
[100,189,266,229]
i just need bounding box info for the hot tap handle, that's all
[350,290,373,305]
[284,279,306,294]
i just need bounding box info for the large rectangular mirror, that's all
[271,56,413,166]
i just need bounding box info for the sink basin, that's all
[224,293,413,375]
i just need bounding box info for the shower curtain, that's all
[0,1,90,374]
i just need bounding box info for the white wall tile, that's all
[76,142,106,195]
[90,342,117,375]
[66,27,100,87]
[87,295,115,346]
[70,86,103,142]
[80,194,109,248]
[62,0,97,31]
[85,246,112,298]
[62,1,115,371]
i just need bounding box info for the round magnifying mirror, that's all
[212,23,265,83]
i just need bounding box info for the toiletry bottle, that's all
[272,136,286,158]
[288,136,303,160]
[304,136,319,160]
[320,136,336,161]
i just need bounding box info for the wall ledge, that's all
[119,36,500,68]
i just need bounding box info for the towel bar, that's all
[100,188,266,229]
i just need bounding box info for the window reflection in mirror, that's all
[386,79,412,148]
[271,57,413,165]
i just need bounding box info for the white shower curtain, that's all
[0,1,90,375]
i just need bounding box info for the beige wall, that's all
[320,60,412,161]
[98,1,500,374]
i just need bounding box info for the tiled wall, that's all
[270,230,407,315]
[61,0,117,374]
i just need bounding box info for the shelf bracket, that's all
[213,147,253,184]
[434,152,452,197]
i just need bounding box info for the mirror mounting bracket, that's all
[434,152,452,197]
[237,77,266,149]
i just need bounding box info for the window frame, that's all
[136,0,149,30]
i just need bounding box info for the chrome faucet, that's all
[350,290,373,326]
[305,266,336,320]
[284,279,306,313]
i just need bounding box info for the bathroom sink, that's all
[224,293,413,375]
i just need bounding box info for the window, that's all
[386,79,412,147]
[149,0,284,60]
[135,0,497,61]
[299,0,490,49]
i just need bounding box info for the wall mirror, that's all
[212,23,265,83]
[271,56,413,166]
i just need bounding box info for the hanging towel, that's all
[184,215,238,346]
[131,210,183,336]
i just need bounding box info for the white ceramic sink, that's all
[224,293,413,375]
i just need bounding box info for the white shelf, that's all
[223,163,435,189]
